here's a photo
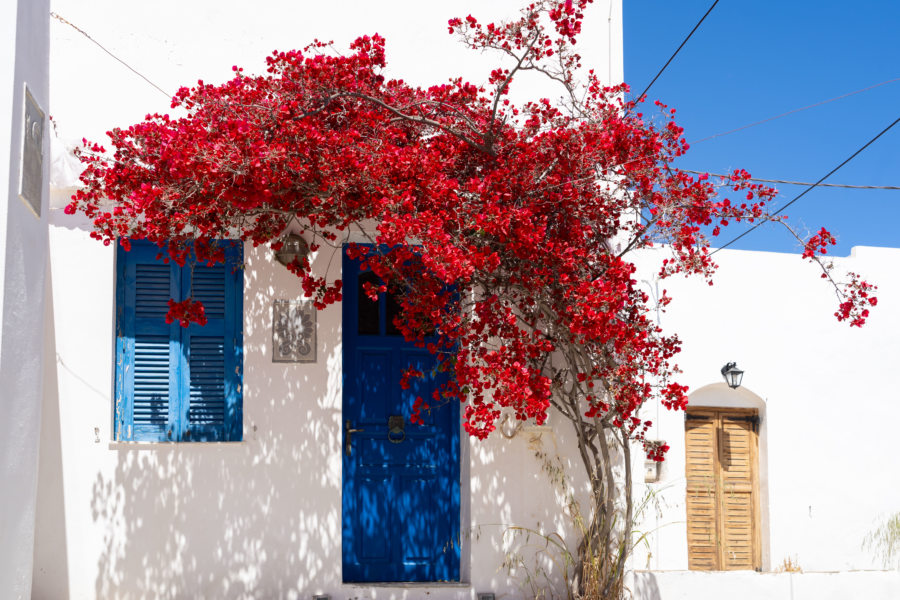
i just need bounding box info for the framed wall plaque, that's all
[20,86,44,217]
[272,299,316,363]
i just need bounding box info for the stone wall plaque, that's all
[20,86,44,217]
[272,299,316,363]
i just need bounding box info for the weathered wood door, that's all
[685,408,761,570]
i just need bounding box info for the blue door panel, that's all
[359,436,440,467]
[401,475,439,562]
[358,349,390,422]
[342,247,460,582]
[358,476,392,562]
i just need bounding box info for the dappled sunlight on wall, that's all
[40,222,601,598]
[41,235,345,597]
[466,412,597,597]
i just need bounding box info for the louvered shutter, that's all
[116,243,181,441]
[685,412,719,570]
[116,240,243,442]
[684,409,760,571]
[720,416,756,570]
[179,243,243,442]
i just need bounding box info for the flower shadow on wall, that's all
[88,244,343,598]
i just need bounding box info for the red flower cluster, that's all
[643,439,670,463]
[67,0,874,459]
[835,272,878,327]
[803,227,836,259]
[166,298,207,327]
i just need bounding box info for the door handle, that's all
[345,419,365,456]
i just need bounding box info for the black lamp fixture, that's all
[274,233,309,267]
[720,362,744,389]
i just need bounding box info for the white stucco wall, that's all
[36,215,602,599]
[47,0,623,175]
[36,2,624,597]
[631,245,900,575]
[631,570,900,600]
[0,1,50,598]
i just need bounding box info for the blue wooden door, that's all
[342,248,460,582]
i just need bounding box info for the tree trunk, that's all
[572,423,634,600]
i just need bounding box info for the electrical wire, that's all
[633,0,721,103]
[681,170,900,191]
[51,12,172,100]
[711,115,900,255]
[692,77,900,144]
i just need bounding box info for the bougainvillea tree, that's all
[67,0,875,596]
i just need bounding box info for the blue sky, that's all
[624,1,900,255]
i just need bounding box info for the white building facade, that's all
[6,0,900,598]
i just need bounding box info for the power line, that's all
[681,170,900,191]
[51,12,171,100]
[711,115,900,255]
[692,77,900,144]
[633,0,720,103]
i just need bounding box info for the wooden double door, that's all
[685,407,761,571]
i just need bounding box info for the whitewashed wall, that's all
[47,0,622,160]
[37,214,602,599]
[36,1,623,597]
[631,570,900,600]
[0,1,50,598]
[631,245,900,575]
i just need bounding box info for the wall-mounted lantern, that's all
[721,362,744,389]
[274,233,309,267]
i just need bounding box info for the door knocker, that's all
[388,415,406,444]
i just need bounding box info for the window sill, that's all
[107,441,246,449]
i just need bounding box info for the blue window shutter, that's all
[115,242,181,442]
[115,240,242,442]
[180,242,243,442]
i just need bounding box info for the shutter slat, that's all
[722,490,755,569]
[132,336,170,426]
[720,417,756,570]
[182,243,242,441]
[188,336,226,426]
[190,265,226,319]
[135,264,171,318]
